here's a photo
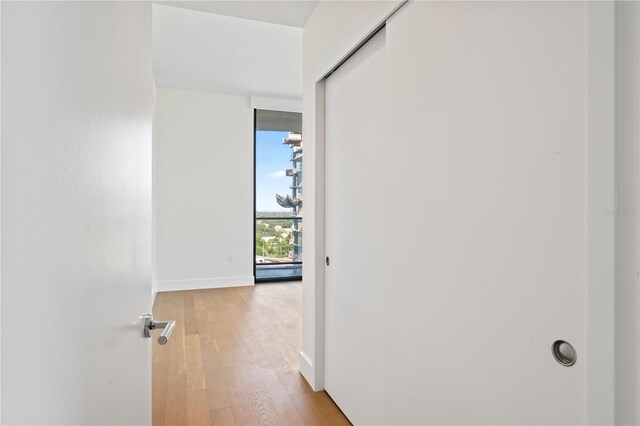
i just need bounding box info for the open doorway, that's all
[254,109,303,282]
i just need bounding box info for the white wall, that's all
[153,4,302,99]
[300,0,372,388]
[157,1,318,28]
[154,88,254,291]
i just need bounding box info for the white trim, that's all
[0,3,3,420]
[157,276,255,292]
[311,79,326,392]
[250,96,302,113]
[302,0,406,392]
[586,2,616,424]
[298,351,316,390]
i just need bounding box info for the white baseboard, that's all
[299,351,322,391]
[157,276,255,292]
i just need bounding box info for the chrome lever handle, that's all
[154,320,176,345]
[142,314,176,345]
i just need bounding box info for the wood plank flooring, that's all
[152,282,350,426]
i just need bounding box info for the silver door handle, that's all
[142,314,176,345]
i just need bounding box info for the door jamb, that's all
[301,0,407,392]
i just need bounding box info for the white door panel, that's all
[324,1,606,424]
[2,2,153,424]
[385,2,588,424]
[325,29,387,425]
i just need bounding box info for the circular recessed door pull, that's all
[552,340,577,366]
[326,256,330,266]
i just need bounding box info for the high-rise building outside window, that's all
[254,110,302,282]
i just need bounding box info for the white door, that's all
[324,2,612,424]
[2,2,154,424]
[325,29,388,425]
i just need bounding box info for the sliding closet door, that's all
[384,1,593,424]
[324,1,611,424]
[324,29,387,425]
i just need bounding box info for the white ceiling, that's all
[156,1,319,28]
[153,4,303,99]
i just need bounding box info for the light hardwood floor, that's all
[152,282,350,425]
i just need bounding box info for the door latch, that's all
[142,313,176,345]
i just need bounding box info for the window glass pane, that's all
[255,110,302,281]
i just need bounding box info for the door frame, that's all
[301,1,618,423]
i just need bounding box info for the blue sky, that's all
[256,131,293,212]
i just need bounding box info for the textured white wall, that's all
[154,88,254,290]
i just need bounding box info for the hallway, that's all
[152,282,349,425]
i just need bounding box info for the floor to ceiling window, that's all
[254,109,303,282]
